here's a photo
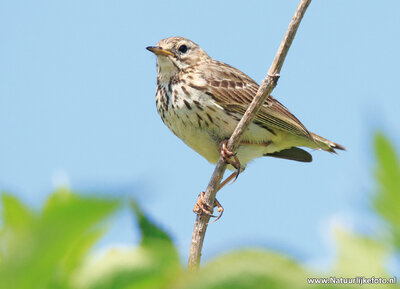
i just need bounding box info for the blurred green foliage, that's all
[0,133,399,289]
[374,133,400,249]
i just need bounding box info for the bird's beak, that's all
[146,46,174,57]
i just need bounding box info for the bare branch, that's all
[187,0,312,271]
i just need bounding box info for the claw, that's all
[192,141,242,223]
[220,140,235,163]
[220,140,241,182]
[193,192,225,223]
[193,192,216,217]
[232,154,241,182]
[208,199,224,224]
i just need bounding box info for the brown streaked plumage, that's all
[147,37,344,170]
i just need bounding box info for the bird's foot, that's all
[193,191,224,222]
[220,140,241,182]
[192,141,240,223]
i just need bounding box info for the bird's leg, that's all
[193,191,224,222]
[192,140,242,222]
[217,171,239,192]
[219,140,241,183]
[192,171,234,222]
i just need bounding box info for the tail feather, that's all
[265,147,312,162]
[310,132,346,153]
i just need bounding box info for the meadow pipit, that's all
[147,37,344,218]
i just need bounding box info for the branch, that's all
[187,0,312,271]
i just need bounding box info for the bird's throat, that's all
[157,57,178,84]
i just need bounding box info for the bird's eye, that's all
[178,45,188,53]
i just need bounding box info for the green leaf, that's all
[1,193,34,230]
[130,201,174,248]
[0,194,36,263]
[130,200,180,271]
[374,132,400,249]
[0,189,120,289]
[333,227,388,277]
[74,201,182,289]
[176,250,309,289]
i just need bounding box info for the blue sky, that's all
[1,0,400,267]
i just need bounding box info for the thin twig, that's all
[187,0,312,271]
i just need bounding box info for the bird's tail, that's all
[310,132,346,153]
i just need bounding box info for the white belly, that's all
[156,82,283,168]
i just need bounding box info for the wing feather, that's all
[194,60,312,139]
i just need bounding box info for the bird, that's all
[147,36,344,217]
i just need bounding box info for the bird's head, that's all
[147,37,208,82]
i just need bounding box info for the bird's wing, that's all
[194,61,312,139]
